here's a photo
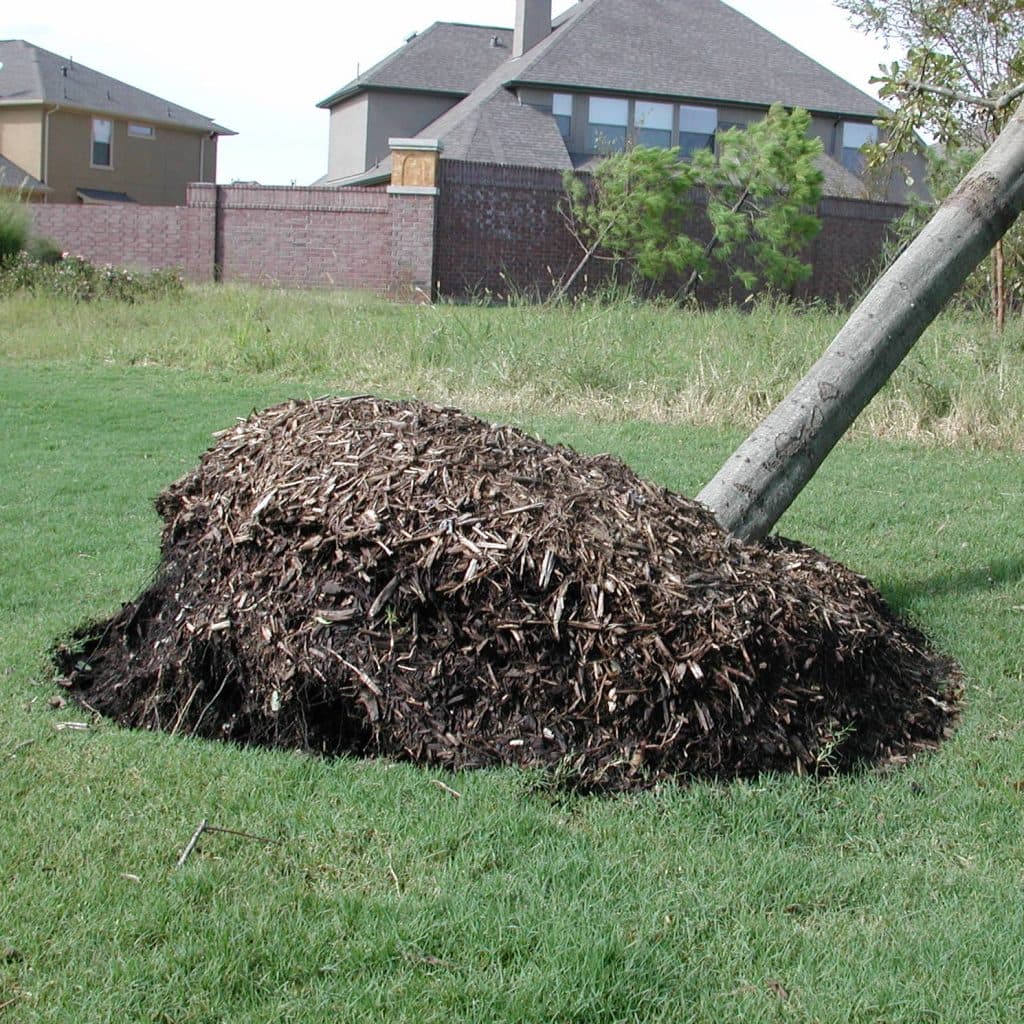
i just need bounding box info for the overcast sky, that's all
[5,1,896,185]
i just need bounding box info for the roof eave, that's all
[0,96,234,134]
[328,167,392,187]
[317,82,469,110]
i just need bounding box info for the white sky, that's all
[5,1,896,186]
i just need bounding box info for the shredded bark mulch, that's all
[55,396,961,791]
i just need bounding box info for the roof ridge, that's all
[318,21,517,108]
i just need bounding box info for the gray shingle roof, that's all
[317,22,516,108]
[0,153,47,191]
[815,153,869,200]
[0,40,234,134]
[332,0,889,189]
[440,90,574,168]
[511,0,884,117]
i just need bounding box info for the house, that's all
[0,40,235,205]
[317,0,920,202]
[0,152,48,199]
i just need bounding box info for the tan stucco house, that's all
[0,40,234,205]
[317,0,920,202]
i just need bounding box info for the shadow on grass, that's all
[880,556,1024,604]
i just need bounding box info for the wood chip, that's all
[53,396,961,793]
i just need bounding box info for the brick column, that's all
[185,183,218,283]
[387,139,441,302]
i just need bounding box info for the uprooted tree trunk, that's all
[698,96,1024,542]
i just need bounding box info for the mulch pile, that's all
[55,396,961,791]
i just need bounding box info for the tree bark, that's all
[698,97,1024,542]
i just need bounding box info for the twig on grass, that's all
[77,698,103,718]
[203,825,277,844]
[5,739,35,758]
[175,819,279,867]
[387,854,402,896]
[176,819,209,867]
[430,779,462,800]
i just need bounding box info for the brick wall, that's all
[26,183,436,296]
[390,191,438,301]
[436,162,582,299]
[24,165,903,306]
[804,197,906,305]
[205,184,393,291]
[28,202,205,278]
[436,159,905,305]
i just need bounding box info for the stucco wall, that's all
[15,110,216,205]
[0,107,43,180]
[325,92,458,181]
[364,92,455,171]
[327,96,370,181]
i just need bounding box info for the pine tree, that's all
[558,105,823,301]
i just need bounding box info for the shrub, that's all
[0,197,31,263]
[0,251,185,302]
[24,235,64,265]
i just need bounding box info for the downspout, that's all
[43,104,61,199]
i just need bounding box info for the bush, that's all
[0,197,31,263]
[24,235,64,265]
[0,251,185,302]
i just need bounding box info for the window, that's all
[552,93,573,141]
[678,106,717,157]
[91,118,112,167]
[717,120,747,136]
[841,121,878,174]
[587,96,628,154]
[128,123,155,139]
[634,101,672,149]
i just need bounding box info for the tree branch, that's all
[680,185,752,299]
[895,78,1024,111]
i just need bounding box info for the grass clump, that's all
[4,284,1022,449]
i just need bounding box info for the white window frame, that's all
[127,122,156,139]
[91,117,113,169]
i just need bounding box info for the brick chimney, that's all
[513,0,552,57]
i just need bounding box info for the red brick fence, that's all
[26,161,905,306]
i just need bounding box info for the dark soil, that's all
[54,396,961,792]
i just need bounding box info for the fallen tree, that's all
[698,95,1024,541]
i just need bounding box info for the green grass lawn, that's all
[2,293,1024,1022]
